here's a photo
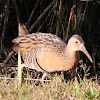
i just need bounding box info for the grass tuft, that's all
[0,74,100,100]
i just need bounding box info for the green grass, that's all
[0,75,100,100]
[18,49,23,87]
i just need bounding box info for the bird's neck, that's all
[63,45,80,70]
[65,44,77,58]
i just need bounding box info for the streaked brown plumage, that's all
[12,33,93,81]
[18,21,29,36]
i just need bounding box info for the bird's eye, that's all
[75,41,78,43]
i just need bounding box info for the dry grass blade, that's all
[29,1,54,32]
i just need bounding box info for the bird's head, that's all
[68,34,93,63]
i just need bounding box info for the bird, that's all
[18,22,29,36]
[12,33,93,82]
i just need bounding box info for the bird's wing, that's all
[12,33,66,55]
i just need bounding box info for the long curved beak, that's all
[79,44,93,63]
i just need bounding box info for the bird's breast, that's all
[37,49,80,72]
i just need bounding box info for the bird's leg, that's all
[72,68,78,81]
[21,63,27,69]
[41,72,48,85]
